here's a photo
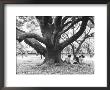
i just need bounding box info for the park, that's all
[16,16,94,74]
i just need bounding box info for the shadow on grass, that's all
[17,61,94,75]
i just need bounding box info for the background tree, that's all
[17,16,94,65]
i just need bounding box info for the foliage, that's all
[16,16,94,65]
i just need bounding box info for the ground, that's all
[16,54,94,74]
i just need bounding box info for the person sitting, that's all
[73,56,80,64]
[65,55,71,64]
[81,55,85,58]
[79,55,85,63]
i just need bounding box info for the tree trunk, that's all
[43,49,63,65]
[71,45,79,63]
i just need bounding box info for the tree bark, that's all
[42,49,63,65]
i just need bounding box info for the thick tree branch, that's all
[61,21,72,29]
[61,16,72,26]
[58,17,89,51]
[51,16,62,46]
[43,16,53,26]
[35,16,53,26]
[58,18,82,37]
[16,28,47,56]
[89,17,94,25]
[16,28,47,45]
[54,16,62,31]
[61,33,74,52]
[75,37,86,54]
[24,38,47,56]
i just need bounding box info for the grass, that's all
[16,55,94,74]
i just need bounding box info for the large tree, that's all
[16,16,94,65]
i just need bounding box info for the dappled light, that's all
[16,16,94,74]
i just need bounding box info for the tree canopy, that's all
[16,16,94,65]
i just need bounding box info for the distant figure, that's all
[81,55,85,58]
[65,55,71,64]
[73,55,84,64]
[74,56,80,64]
[78,55,85,64]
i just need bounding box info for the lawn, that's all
[16,54,94,74]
